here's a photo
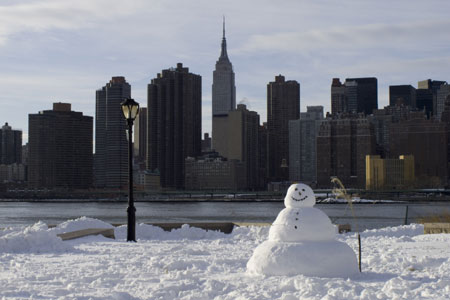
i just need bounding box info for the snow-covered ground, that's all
[1,217,449,300]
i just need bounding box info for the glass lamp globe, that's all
[121,98,140,121]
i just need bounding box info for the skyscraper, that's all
[416,88,433,118]
[345,80,358,113]
[331,77,377,116]
[440,96,450,187]
[95,76,131,188]
[369,104,412,158]
[289,106,323,184]
[210,104,260,190]
[345,77,378,115]
[147,63,202,189]
[267,75,300,182]
[28,103,93,189]
[134,107,147,163]
[212,18,236,116]
[417,79,447,117]
[331,78,346,115]
[316,113,376,188]
[437,84,450,120]
[0,122,22,165]
[389,85,416,107]
[390,111,447,187]
[212,18,236,151]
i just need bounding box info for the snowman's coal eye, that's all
[302,189,305,192]
[295,188,298,191]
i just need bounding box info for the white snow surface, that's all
[0,218,449,299]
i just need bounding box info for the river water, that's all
[0,201,449,231]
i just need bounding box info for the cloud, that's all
[0,0,145,46]
[1,0,450,141]
[236,20,450,54]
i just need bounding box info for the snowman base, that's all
[247,240,359,277]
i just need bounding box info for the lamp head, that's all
[121,98,140,121]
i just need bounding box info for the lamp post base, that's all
[127,205,136,242]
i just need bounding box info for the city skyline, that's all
[1,0,449,143]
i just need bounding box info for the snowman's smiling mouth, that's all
[291,195,308,202]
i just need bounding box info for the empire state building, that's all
[212,18,236,150]
[212,18,235,116]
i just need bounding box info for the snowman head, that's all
[284,183,315,208]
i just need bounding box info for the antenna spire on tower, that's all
[219,16,229,61]
[223,15,226,39]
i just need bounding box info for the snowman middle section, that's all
[269,207,336,242]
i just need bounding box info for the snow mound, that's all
[231,225,270,242]
[49,216,114,235]
[0,221,72,253]
[115,223,228,241]
[360,224,424,238]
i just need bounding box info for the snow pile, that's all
[231,224,270,242]
[115,223,228,240]
[360,223,424,238]
[0,222,72,253]
[49,216,114,235]
[247,183,358,277]
[320,197,382,203]
[0,217,115,254]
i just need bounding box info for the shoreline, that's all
[1,198,449,204]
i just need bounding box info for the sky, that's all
[1,0,449,144]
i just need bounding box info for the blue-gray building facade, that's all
[289,106,323,184]
[95,76,131,189]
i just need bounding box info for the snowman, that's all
[247,183,358,277]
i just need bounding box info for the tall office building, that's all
[331,77,377,115]
[211,104,260,190]
[212,18,236,151]
[436,83,450,120]
[95,76,131,188]
[440,96,450,187]
[389,85,416,107]
[289,106,324,184]
[147,63,202,189]
[267,75,300,181]
[134,107,147,163]
[390,111,447,187]
[369,104,413,158]
[258,123,268,188]
[28,103,93,189]
[331,78,346,114]
[201,133,212,152]
[316,113,376,188]
[417,79,447,118]
[212,19,236,116]
[345,77,378,115]
[0,122,22,165]
[416,88,433,118]
[345,80,358,113]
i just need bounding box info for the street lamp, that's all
[121,98,140,242]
